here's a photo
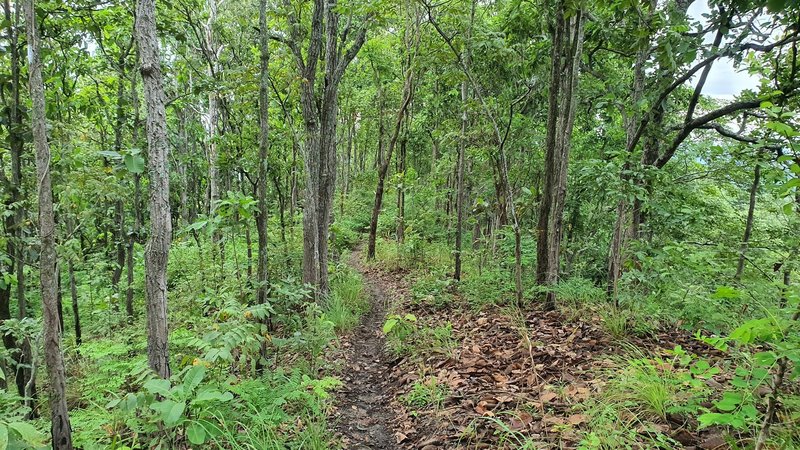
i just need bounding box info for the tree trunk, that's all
[367,62,416,260]
[256,0,271,308]
[735,163,760,281]
[454,76,468,281]
[204,0,221,218]
[135,0,172,379]
[111,54,128,300]
[68,260,81,347]
[396,120,407,244]
[535,1,585,310]
[606,2,655,300]
[284,0,367,298]
[127,61,143,321]
[24,0,74,446]
[1,0,25,395]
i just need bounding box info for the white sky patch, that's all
[687,0,760,99]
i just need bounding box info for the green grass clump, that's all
[403,376,449,410]
[324,263,369,332]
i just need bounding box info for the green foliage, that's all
[579,347,715,448]
[382,313,418,355]
[403,376,449,410]
[0,420,47,450]
[695,292,800,439]
[323,263,369,332]
[411,274,454,309]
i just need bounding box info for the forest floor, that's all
[331,246,738,449]
[332,250,400,449]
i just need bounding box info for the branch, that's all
[335,20,369,82]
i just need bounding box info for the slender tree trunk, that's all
[205,0,221,218]
[177,109,190,226]
[396,120,407,244]
[535,1,585,310]
[256,0,271,308]
[287,0,367,298]
[56,263,64,333]
[1,0,26,397]
[755,292,799,450]
[735,163,760,281]
[25,0,73,445]
[111,56,128,300]
[136,0,172,379]
[127,62,143,321]
[272,175,291,271]
[367,64,416,260]
[68,260,81,347]
[454,75,468,281]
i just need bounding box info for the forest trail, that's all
[332,249,399,449]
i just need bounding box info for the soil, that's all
[332,249,732,449]
[332,251,399,449]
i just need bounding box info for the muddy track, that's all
[333,251,398,450]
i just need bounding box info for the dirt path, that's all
[333,251,398,449]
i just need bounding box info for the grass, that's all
[403,375,449,410]
[577,349,711,449]
[324,263,369,332]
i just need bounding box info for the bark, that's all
[256,0,270,307]
[68,260,81,347]
[454,0,474,281]
[127,61,143,321]
[135,0,172,379]
[454,77,468,280]
[57,264,64,333]
[396,118,407,244]
[278,0,368,297]
[735,163,760,281]
[111,50,129,299]
[24,0,74,446]
[535,1,585,310]
[1,0,24,388]
[204,0,221,217]
[367,59,416,260]
[2,0,27,320]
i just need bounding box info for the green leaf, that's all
[121,393,139,412]
[182,365,206,395]
[0,424,8,450]
[715,392,742,412]
[143,378,172,397]
[7,422,44,443]
[151,400,186,427]
[382,318,398,334]
[124,153,145,174]
[192,389,233,404]
[754,351,777,367]
[698,412,745,429]
[165,401,186,426]
[186,422,206,445]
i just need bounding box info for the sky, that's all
[687,0,761,99]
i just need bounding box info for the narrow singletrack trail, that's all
[333,250,399,449]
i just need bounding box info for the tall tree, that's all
[274,0,368,296]
[535,0,585,310]
[454,0,475,282]
[24,0,74,446]
[367,33,418,261]
[135,0,172,379]
[256,0,270,307]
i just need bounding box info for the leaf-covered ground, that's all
[331,249,785,450]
